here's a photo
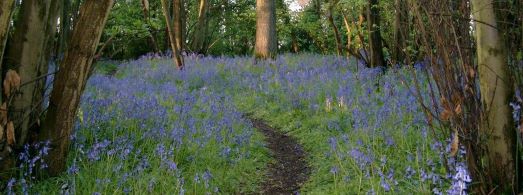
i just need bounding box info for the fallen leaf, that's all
[7,121,15,145]
[0,103,6,125]
[440,109,452,121]
[4,70,21,96]
[0,125,4,141]
[450,132,459,157]
[454,104,462,115]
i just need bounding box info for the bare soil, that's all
[248,117,310,195]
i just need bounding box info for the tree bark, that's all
[255,0,277,59]
[192,0,208,54]
[6,0,59,146]
[161,0,184,69]
[472,0,519,193]
[141,0,160,53]
[367,0,385,67]
[173,0,184,52]
[33,0,61,131]
[0,0,15,67]
[393,0,406,64]
[327,1,343,56]
[40,0,114,176]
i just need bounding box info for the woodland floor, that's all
[248,117,310,194]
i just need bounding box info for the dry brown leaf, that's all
[0,124,4,141]
[4,70,21,96]
[7,121,15,145]
[0,102,6,125]
[3,78,10,97]
[440,109,452,121]
[468,67,475,78]
[450,132,459,157]
[454,104,462,115]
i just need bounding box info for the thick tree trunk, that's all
[327,4,343,56]
[161,0,184,69]
[6,0,59,146]
[0,0,15,67]
[472,0,519,193]
[40,0,114,176]
[393,0,406,64]
[192,0,208,54]
[367,0,385,67]
[255,0,277,59]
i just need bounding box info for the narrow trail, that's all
[248,117,310,195]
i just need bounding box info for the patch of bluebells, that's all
[36,54,269,194]
[233,54,470,193]
[4,140,51,194]
[8,54,475,193]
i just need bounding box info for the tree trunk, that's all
[56,0,72,57]
[40,0,114,176]
[472,0,519,193]
[367,0,385,67]
[33,0,61,133]
[161,0,184,69]
[192,0,208,54]
[291,30,299,53]
[141,0,160,53]
[255,0,277,59]
[173,0,184,52]
[327,3,343,56]
[6,0,59,146]
[0,0,15,68]
[393,0,406,64]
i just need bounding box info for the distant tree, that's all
[40,0,115,176]
[392,0,407,64]
[255,0,277,59]
[140,0,160,53]
[192,0,209,54]
[161,0,184,69]
[366,0,385,67]
[326,0,343,56]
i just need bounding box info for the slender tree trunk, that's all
[0,0,15,67]
[57,0,71,56]
[0,0,16,178]
[173,0,184,52]
[367,0,385,67]
[6,0,59,146]
[342,12,363,62]
[291,30,299,53]
[141,0,160,53]
[393,0,406,64]
[40,0,114,176]
[255,0,277,59]
[192,0,208,54]
[161,0,184,69]
[33,0,61,132]
[327,3,343,56]
[472,0,519,193]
